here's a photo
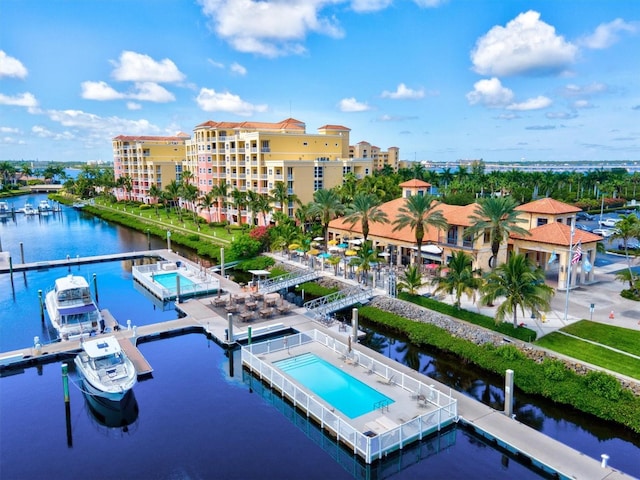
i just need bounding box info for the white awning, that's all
[410,245,443,254]
[248,270,270,276]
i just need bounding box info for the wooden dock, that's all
[0,250,168,274]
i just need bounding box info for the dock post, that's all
[504,369,514,418]
[38,290,44,322]
[167,231,172,250]
[220,248,225,278]
[62,363,70,403]
[146,229,151,250]
[176,274,181,303]
[601,454,610,468]
[248,326,252,345]
[20,242,25,263]
[351,308,359,344]
[227,313,233,342]
[9,256,13,282]
[92,273,99,303]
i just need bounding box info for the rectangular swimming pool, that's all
[274,353,394,419]
[153,272,195,289]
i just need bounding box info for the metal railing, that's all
[258,268,320,294]
[241,330,458,464]
[304,286,373,320]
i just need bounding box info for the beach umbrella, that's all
[308,248,320,256]
[318,252,332,259]
[288,243,300,250]
[314,236,325,241]
[328,239,338,245]
[345,249,357,256]
[328,246,341,252]
[338,243,349,249]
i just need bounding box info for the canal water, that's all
[1,194,638,479]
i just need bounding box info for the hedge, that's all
[358,305,640,433]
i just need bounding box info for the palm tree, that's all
[392,194,448,270]
[397,265,423,295]
[181,183,199,223]
[353,240,378,285]
[164,180,183,221]
[308,189,344,246]
[199,191,216,222]
[611,214,640,291]
[343,193,388,242]
[467,197,530,270]
[0,161,17,187]
[328,255,341,276]
[212,181,229,223]
[431,250,481,308]
[294,201,312,233]
[270,181,297,218]
[148,184,162,216]
[480,254,554,327]
[230,188,247,226]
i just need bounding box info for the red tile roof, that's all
[399,179,432,188]
[515,197,581,214]
[510,222,603,246]
[194,118,307,131]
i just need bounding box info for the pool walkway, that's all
[0,250,634,478]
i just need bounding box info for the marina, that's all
[1,195,639,479]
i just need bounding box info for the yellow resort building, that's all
[114,118,394,224]
[328,180,602,289]
[349,141,399,172]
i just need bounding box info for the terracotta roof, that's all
[510,222,603,246]
[318,124,351,131]
[194,118,307,131]
[112,135,188,142]
[399,179,432,188]
[515,197,581,214]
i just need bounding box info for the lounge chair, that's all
[377,375,395,386]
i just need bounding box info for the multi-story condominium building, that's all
[112,133,190,202]
[186,118,375,222]
[349,141,399,171]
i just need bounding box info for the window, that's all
[314,180,323,191]
[462,229,473,248]
[537,218,548,227]
[483,229,491,244]
[447,227,458,245]
[314,166,323,178]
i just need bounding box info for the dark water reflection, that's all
[357,320,640,477]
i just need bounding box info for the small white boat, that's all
[38,200,52,215]
[45,274,103,340]
[75,337,137,401]
[22,203,38,215]
[0,201,10,218]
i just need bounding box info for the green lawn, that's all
[561,320,640,356]
[536,332,640,380]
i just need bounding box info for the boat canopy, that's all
[58,304,98,315]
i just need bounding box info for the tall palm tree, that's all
[397,265,423,295]
[0,161,17,187]
[270,181,297,218]
[230,188,247,226]
[199,191,216,222]
[164,180,183,221]
[148,184,162,216]
[294,201,312,233]
[467,197,530,270]
[181,183,199,223]
[480,254,554,327]
[431,250,481,308]
[343,193,388,242]
[392,194,448,269]
[212,181,229,223]
[308,189,344,246]
[353,240,378,285]
[611,214,640,291]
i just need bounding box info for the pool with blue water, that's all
[153,271,196,288]
[275,352,394,418]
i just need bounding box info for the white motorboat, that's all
[75,337,137,401]
[45,274,103,340]
[38,200,52,215]
[0,201,10,218]
[22,203,38,215]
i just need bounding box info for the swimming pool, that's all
[275,353,394,419]
[153,272,195,289]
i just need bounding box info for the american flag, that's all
[571,241,582,265]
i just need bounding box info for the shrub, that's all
[584,371,622,401]
[235,256,275,272]
[542,359,567,382]
[620,289,640,301]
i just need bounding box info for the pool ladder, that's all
[374,399,390,412]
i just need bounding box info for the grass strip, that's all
[560,320,640,357]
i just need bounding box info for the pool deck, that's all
[0,249,635,478]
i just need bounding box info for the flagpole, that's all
[563,216,576,323]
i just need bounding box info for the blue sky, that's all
[1,0,639,165]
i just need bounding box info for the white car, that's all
[598,218,622,227]
[592,228,615,237]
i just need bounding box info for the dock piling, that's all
[504,369,514,418]
[62,363,70,403]
[20,242,25,263]
[601,454,610,468]
[351,308,359,344]
[38,290,44,322]
[227,313,233,342]
[93,273,99,303]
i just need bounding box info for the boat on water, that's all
[22,202,38,215]
[45,274,103,340]
[83,388,139,432]
[75,336,137,401]
[38,200,53,215]
[0,201,10,218]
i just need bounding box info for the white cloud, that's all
[110,51,186,83]
[129,82,175,102]
[0,127,20,134]
[32,125,75,140]
[127,102,142,110]
[350,0,393,13]
[81,81,125,101]
[196,88,268,116]
[506,96,552,111]
[0,51,28,79]
[471,10,577,76]
[208,58,225,69]
[560,82,608,97]
[46,108,163,138]
[579,18,638,49]
[381,83,425,100]
[230,62,247,75]
[466,78,514,107]
[338,97,370,112]
[0,92,38,108]
[198,0,344,57]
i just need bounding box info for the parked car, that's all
[576,212,595,221]
[593,228,615,238]
[575,223,592,232]
[618,240,640,250]
[598,218,622,227]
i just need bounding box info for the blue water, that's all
[153,271,195,289]
[1,194,639,478]
[276,353,393,418]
